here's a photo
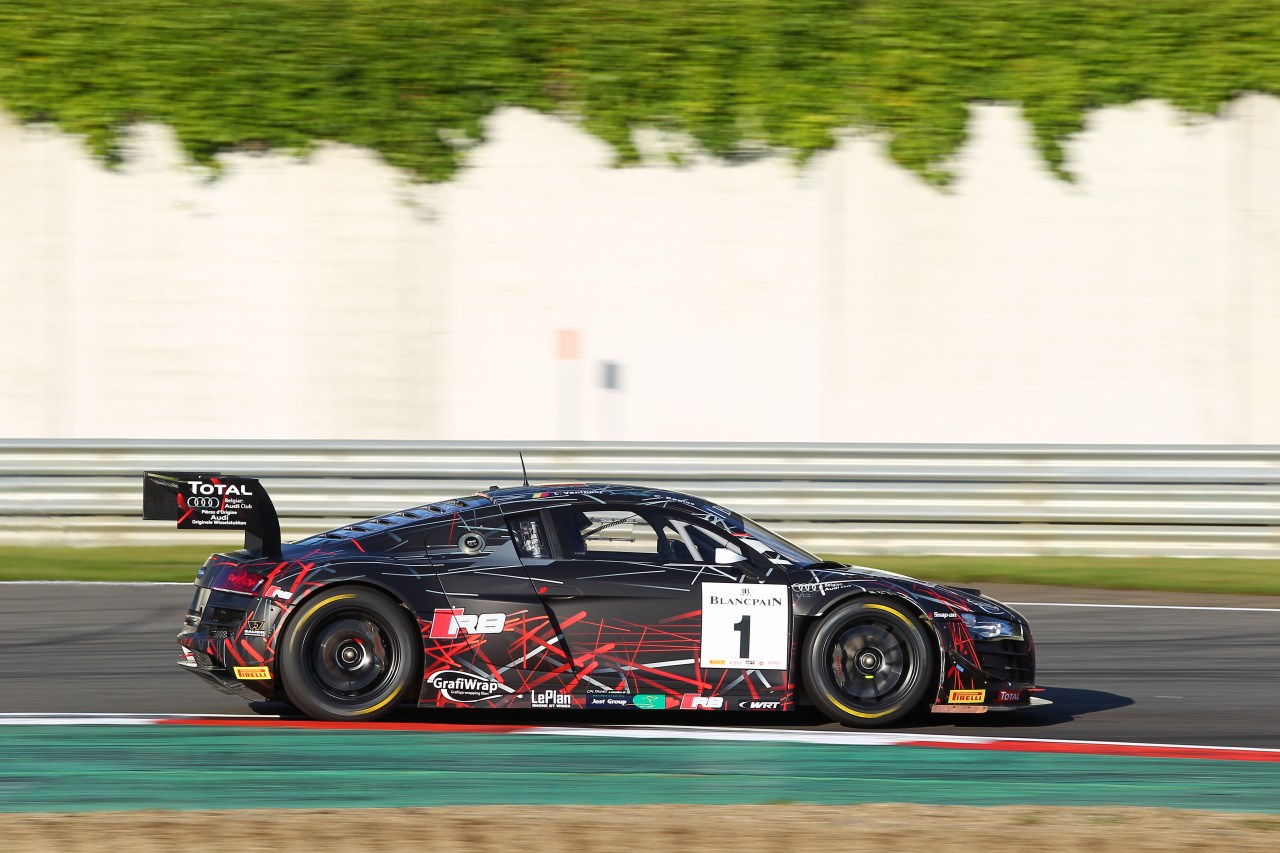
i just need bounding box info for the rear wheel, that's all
[279,587,419,721]
[803,598,936,727]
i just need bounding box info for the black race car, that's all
[144,473,1040,726]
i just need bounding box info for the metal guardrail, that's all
[1,440,1278,557]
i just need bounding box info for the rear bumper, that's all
[176,584,281,701]
[177,648,264,699]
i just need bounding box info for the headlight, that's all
[961,611,1023,641]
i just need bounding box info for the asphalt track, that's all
[2,582,1278,748]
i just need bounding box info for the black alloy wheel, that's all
[803,598,936,727]
[279,586,419,721]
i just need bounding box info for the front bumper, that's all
[932,621,1039,713]
[930,684,1047,714]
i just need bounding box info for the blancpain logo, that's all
[709,594,784,606]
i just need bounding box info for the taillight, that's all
[211,566,265,595]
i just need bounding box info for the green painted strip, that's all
[1,726,1278,813]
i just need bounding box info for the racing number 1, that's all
[700,583,787,669]
[733,614,751,659]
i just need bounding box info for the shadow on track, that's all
[246,685,1132,734]
[902,686,1134,732]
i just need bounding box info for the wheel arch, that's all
[795,591,946,707]
[275,579,425,692]
[284,577,421,628]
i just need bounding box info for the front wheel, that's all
[802,598,936,727]
[279,587,419,721]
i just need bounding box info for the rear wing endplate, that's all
[143,472,282,560]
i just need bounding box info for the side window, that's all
[581,509,661,559]
[655,514,742,564]
[547,504,744,565]
[508,513,550,559]
[551,507,662,561]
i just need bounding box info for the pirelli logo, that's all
[233,666,272,680]
[948,689,985,704]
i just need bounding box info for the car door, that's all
[508,501,789,707]
[419,502,567,706]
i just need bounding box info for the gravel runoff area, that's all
[4,805,1280,852]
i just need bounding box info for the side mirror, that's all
[714,547,748,565]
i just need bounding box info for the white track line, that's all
[0,713,276,718]
[521,726,933,747]
[0,713,279,726]
[1007,601,1280,613]
[0,581,190,586]
[3,714,1276,758]
[520,724,1280,753]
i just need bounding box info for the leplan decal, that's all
[530,690,571,708]
[700,583,788,669]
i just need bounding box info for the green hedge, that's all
[1,1,1277,184]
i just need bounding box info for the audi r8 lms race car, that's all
[144,473,1040,727]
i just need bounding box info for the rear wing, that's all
[143,472,282,560]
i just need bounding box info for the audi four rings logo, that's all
[187,496,219,509]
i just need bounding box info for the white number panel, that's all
[699,583,789,669]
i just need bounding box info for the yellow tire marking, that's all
[825,600,913,719]
[864,602,913,623]
[826,695,899,719]
[291,593,356,633]
[352,683,405,716]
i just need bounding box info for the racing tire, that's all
[279,587,419,722]
[803,597,936,727]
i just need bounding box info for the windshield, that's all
[738,515,822,567]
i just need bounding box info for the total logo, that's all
[679,695,725,710]
[531,689,572,708]
[997,690,1024,703]
[428,608,507,639]
[186,481,254,496]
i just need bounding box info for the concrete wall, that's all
[2,98,1278,443]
